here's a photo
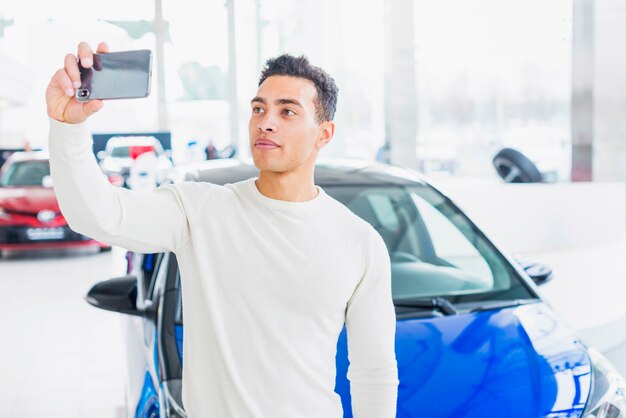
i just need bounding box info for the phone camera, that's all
[77,89,89,99]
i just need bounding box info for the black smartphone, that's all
[76,49,153,101]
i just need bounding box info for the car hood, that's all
[0,187,59,213]
[101,157,133,171]
[335,302,591,417]
[101,157,171,173]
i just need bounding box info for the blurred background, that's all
[0,0,584,180]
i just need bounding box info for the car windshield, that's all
[1,160,50,187]
[110,146,131,158]
[325,184,534,303]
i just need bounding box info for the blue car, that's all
[86,160,626,418]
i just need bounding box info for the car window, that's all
[175,268,183,325]
[1,160,50,186]
[142,253,164,301]
[412,194,493,287]
[110,146,130,158]
[149,252,172,305]
[325,185,533,303]
[367,194,400,230]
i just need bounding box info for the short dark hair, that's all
[258,54,338,123]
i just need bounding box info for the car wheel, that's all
[99,246,113,253]
[493,147,543,183]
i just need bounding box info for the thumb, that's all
[83,99,104,117]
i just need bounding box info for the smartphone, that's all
[76,49,153,101]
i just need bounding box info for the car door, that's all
[123,252,168,418]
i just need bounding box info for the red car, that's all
[0,151,111,257]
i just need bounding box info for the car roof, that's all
[4,151,49,164]
[107,136,158,146]
[183,158,429,187]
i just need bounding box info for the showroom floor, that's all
[0,246,128,418]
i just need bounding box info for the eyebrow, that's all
[251,96,304,108]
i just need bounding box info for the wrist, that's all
[48,117,89,134]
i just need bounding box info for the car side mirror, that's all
[97,150,106,161]
[517,260,553,286]
[85,275,155,319]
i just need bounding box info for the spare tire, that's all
[493,147,543,183]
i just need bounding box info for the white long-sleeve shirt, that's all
[48,118,399,418]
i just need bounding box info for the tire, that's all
[493,147,543,183]
[99,246,113,253]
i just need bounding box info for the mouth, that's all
[254,138,281,150]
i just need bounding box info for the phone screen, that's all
[77,50,152,101]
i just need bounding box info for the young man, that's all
[47,41,398,417]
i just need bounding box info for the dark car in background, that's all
[87,159,626,418]
[0,151,111,257]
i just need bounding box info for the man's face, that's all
[248,75,333,174]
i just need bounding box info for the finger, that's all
[64,53,81,89]
[77,41,93,68]
[52,68,77,97]
[96,41,110,54]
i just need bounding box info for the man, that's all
[47,41,398,417]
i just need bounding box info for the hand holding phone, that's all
[46,42,153,125]
[76,49,153,101]
[46,41,108,124]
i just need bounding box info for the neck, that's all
[255,169,318,202]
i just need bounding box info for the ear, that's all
[316,121,335,149]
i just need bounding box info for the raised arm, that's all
[46,42,194,254]
[345,228,399,418]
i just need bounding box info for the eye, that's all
[283,109,296,116]
[252,106,264,114]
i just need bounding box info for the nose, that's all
[257,113,277,133]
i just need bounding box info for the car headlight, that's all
[0,207,10,220]
[583,348,626,417]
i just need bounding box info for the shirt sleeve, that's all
[48,118,197,254]
[345,228,399,418]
